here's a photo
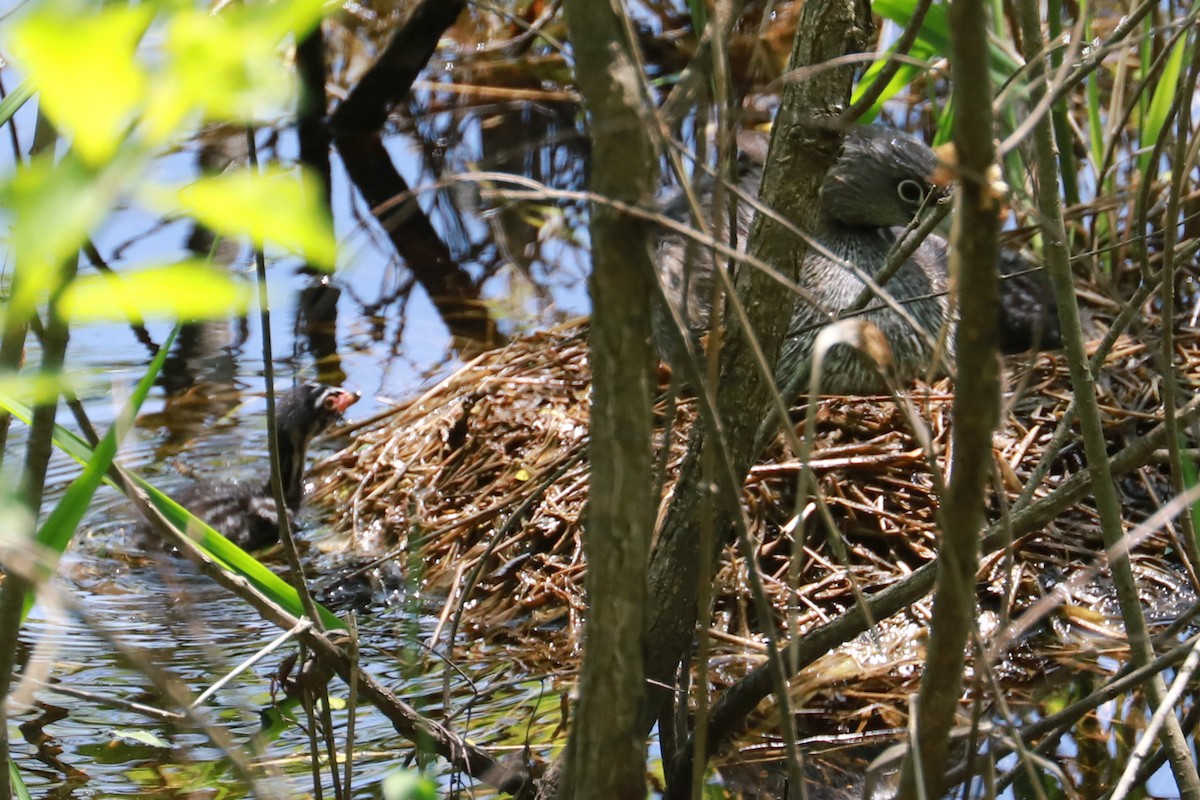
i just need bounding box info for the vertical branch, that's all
[1158,33,1200,591]
[557,2,659,798]
[645,1,873,795]
[897,0,999,793]
[0,262,76,800]
[244,128,326,632]
[1012,0,1200,797]
[691,0,737,792]
[0,110,69,800]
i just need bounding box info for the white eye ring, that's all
[897,178,926,206]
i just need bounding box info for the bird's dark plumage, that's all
[820,126,944,229]
[996,248,1063,353]
[655,125,1061,394]
[168,384,359,550]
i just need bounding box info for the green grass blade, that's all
[0,80,35,129]
[871,0,1021,77]
[851,57,928,123]
[121,470,345,630]
[32,327,176,557]
[857,0,1023,124]
[1138,32,1186,177]
[686,0,708,34]
[1046,0,1080,209]
[1182,446,1200,563]
[1,325,176,620]
[7,758,31,800]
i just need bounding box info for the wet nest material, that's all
[311,301,1200,733]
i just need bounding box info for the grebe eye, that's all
[897,178,926,206]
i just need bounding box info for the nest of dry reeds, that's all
[310,293,1200,732]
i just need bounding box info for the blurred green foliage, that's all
[1,0,335,339]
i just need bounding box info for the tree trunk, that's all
[557,2,659,798]
[642,0,873,789]
[896,0,999,794]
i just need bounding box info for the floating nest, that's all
[310,296,1200,736]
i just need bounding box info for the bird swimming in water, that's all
[655,125,1061,394]
[157,383,359,550]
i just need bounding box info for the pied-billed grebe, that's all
[163,383,359,550]
[656,126,1061,394]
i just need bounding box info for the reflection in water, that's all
[22,506,567,798]
[11,9,596,798]
[21,91,597,787]
[161,127,247,407]
[298,279,346,385]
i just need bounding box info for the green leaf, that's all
[851,58,929,123]
[158,12,293,129]
[59,262,253,324]
[130,476,346,630]
[1139,33,1186,177]
[857,0,1023,121]
[234,0,329,42]
[0,372,91,409]
[1182,442,1200,562]
[2,154,109,294]
[170,167,336,269]
[8,4,153,165]
[873,0,1021,76]
[382,771,439,800]
[8,757,31,800]
[258,705,291,738]
[109,728,172,749]
[0,79,35,129]
[8,326,174,620]
[146,0,327,136]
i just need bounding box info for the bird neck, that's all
[266,434,310,512]
[820,220,898,250]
